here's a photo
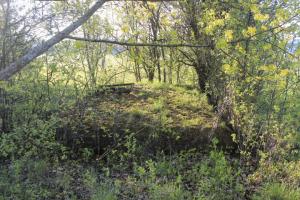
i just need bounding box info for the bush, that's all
[0,159,77,200]
[190,143,244,200]
[0,117,66,160]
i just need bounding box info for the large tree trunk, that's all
[0,0,106,80]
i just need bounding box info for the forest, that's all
[0,0,299,199]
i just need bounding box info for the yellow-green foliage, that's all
[249,160,300,187]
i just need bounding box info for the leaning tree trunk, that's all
[0,0,106,80]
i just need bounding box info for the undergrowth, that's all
[0,82,299,199]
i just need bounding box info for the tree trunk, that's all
[176,65,181,85]
[168,48,173,84]
[0,0,106,80]
[148,70,155,82]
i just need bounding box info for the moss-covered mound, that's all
[57,83,235,158]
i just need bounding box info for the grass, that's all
[253,183,300,200]
[75,82,215,130]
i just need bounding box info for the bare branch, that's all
[66,35,212,48]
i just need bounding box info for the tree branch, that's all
[66,35,212,48]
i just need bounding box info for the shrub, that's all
[189,143,244,200]
[0,159,77,200]
[0,117,66,160]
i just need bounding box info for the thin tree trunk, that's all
[176,65,180,85]
[161,47,166,83]
[168,48,173,84]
